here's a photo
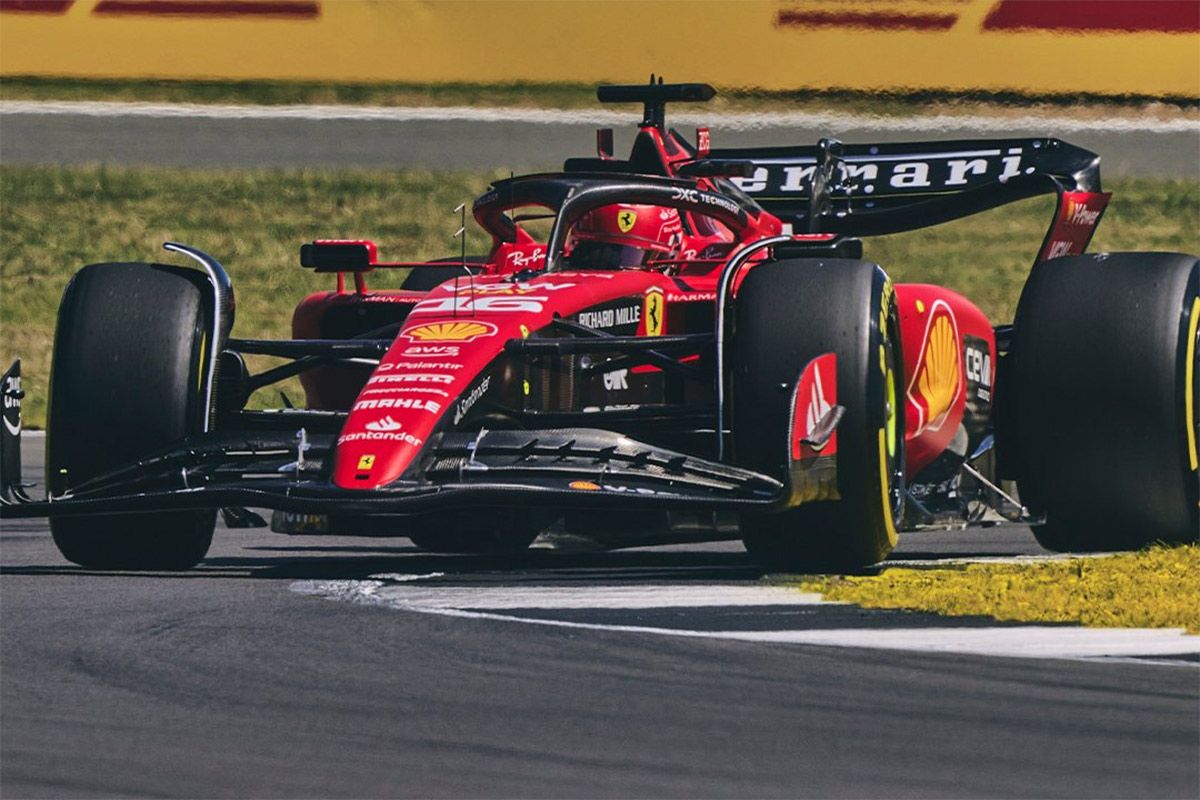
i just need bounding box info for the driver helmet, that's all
[566,204,683,270]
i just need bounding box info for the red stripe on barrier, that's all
[0,0,74,13]
[776,10,957,32]
[983,0,1199,34]
[93,0,319,18]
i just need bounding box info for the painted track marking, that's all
[3,100,1197,134]
[293,575,1200,664]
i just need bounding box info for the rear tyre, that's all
[1006,252,1199,551]
[408,509,545,554]
[733,259,904,571]
[48,263,217,570]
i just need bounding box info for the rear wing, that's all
[707,136,1109,262]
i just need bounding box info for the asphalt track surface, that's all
[3,437,1199,799]
[1,104,1197,176]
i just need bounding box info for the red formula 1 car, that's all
[2,81,1196,570]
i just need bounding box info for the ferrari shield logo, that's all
[643,289,664,337]
[617,210,637,233]
[356,454,376,472]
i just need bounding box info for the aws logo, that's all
[906,300,962,435]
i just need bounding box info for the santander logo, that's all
[365,415,403,432]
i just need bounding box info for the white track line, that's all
[291,578,1200,664]
[2,100,1196,134]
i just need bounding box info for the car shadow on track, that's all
[0,528,1035,582]
[0,546,778,583]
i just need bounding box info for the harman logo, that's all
[402,321,498,342]
[365,416,402,432]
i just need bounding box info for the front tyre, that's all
[48,263,218,570]
[733,259,904,571]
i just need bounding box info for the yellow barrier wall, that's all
[1,0,1197,98]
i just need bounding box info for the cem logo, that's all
[964,339,993,401]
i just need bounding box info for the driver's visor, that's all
[565,241,652,270]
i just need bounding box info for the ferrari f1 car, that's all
[2,81,1196,570]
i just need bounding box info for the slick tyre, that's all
[733,259,904,571]
[1006,252,1199,551]
[48,263,217,570]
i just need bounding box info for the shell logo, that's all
[907,301,961,434]
[401,321,498,343]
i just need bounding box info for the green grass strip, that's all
[788,545,1200,634]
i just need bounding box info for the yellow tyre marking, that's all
[1185,296,1199,471]
[197,331,207,394]
[878,427,899,548]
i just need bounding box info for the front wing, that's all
[1,428,797,520]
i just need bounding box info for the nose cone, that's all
[332,320,504,489]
